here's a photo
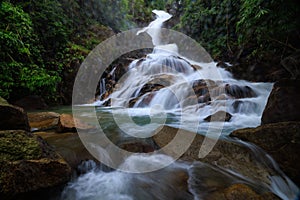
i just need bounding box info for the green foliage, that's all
[0,1,60,99]
[178,0,238,58]
[177,0,299,61]
[236,0,300,58]
[1,0,298,102]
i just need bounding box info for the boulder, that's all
[28,112,60,131]
[0,97,30,131]
[12,95,48,111]
[204,111,232,122]
[261,79,300,124]
[0,130,71,199]
[153,126,280,187]
[57,114,95,133]
[230,121,300,186]
[36,131,95,169]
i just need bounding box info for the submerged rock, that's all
[57,114,95,133]
[119,141,155,153]
[0,130,71,199]
[230,121,300,186]
[28,112,60,131]
[225,84,256,99]
[36,131,95,169]
[0,98,30,131]
[262,79,300,124]
[153,126,282,188]
[204,111,232,122]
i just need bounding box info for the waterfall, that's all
[71,10,299,200]
[94,9,273,133]
[137,9,172,46]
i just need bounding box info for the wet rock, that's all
[230,121,300,186]
[127,74,176,107]
[28,112,60,131]
[57,114,95,133]
[232,100,257,114]
[223,183,260,199]
[262,79,300,124]
[36,132,95,169]
[192,79,217,98]
[152,126,277,186]
[119,141,155,153]
[225,84,256,99]
[12,95,48,111]
[189,163,280,200]
[0,98,30,131]
[191,64,202,70]
[129,93,156,107]
[0,130,71,199]
[204,111,232,122]
[209,183,280,200]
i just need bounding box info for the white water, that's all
[69,10,299,200]
[94,9,273,135]
[62,153,299,200]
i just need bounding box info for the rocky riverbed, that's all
[0,78,299,199]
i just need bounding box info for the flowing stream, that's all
[63,10,299,200]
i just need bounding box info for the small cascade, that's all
[99,78,106,98]
[62,153,299,200]
[235,140,299,200]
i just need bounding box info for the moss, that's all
[0,130,42,161]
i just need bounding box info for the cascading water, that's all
[94,9,273,134]
[66,10,299,200]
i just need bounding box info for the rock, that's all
[128,74,176,107]
[57,114,95,133]
[129,93,156,107]
[232,100,257,114]
[28,112,60,131]
[261,79,300,124]
[12,95,48,111]
[191,80,256,103]
[36,132,95,169]
[212,183,280,200]
[0,98,30,131]
[225,84,256,99]
[192,79,217,98]
[223,184,260,199]
[119,141,155,153]
[0,130,71,199]
[230,121,300,186]
[204,111,232,122]
[152,126,278,186]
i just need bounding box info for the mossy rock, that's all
[0,130,42,161]
[0,130,71,199]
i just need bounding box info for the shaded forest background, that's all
[1,0,299,105]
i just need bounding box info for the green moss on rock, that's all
[0,130,42,161]
[0,130,71,198]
